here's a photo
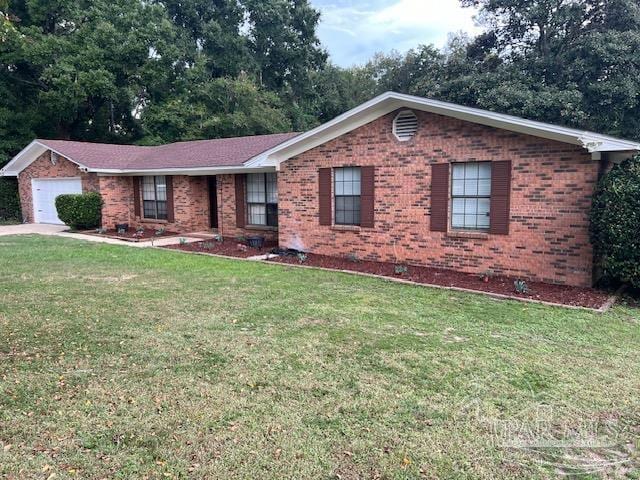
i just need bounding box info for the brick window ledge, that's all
[331,225,362,232]
[140,218,168,224]
[245,225,278,232]
[446,230,489,240]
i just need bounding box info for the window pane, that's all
[143,200,156,219]
[465,162,479,179]
[464,178,478,196]
[248,203,266,225]
[452,198,464,215]
[247,173,265,203]
[266,203,278,227]
[464,198,478,215]
[452,214,464,228]
[156,201,167,220]
[452,163,465,180]
[464,214,477,228]
[451,178,464,196]
[142,176,156,200]
[478,162,491,179]
[266,173,278,203]
[478,178,491,196]
[155,176,167,201]
[477,198,490,228]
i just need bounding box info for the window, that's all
[451,162,491,230]
[335,167,361,225]
[246,173,278,226]
[142,175,167,220]
[393,110,418,141]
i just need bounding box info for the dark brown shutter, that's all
[489,160,511,235]
[360,166,375,228]
[165,176,175,223]
[133,177,141,217]
[318,168,332,226]
[235,174,246,228]
[430,163,449,232]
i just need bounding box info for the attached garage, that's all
[31,178,82,224]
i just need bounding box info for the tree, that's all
[590,156,640,287]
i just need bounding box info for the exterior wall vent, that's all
[393,110,418,141]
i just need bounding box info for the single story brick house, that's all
[3,92,639,287]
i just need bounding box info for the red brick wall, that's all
[215,174,278,241]
[99,173,277,239]
[277,110,599,287]
[17,151,99,223]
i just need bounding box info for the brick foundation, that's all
[277,110,599,287]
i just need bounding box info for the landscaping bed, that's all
[267,252,611,309]
[83,227,178,242]
[163,237,278,258]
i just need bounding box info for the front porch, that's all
[98,172,279,242]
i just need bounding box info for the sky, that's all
[309,0,482,67]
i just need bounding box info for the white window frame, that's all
[450,162,492,231]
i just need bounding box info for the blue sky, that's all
[309,0,482,67]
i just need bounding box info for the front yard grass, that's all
[0,235,638,479]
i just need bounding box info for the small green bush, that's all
[590,156,640,287]
[0,177,21,221]
[55,192,103,229]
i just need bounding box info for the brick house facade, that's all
[5,93,639,287]
[278,110,600,287]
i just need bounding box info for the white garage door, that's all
[32,178,83,224]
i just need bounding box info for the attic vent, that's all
[393,110,418,141]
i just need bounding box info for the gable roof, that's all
[1,133,299,176]
[248,92,640,167]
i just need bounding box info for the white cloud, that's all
[312,0,482,66]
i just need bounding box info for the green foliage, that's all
[54,192,103,229]
[590,156,640,287]
[0,177,20,221]
[1,0,640,168]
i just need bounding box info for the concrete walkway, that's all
[0,223,201,247]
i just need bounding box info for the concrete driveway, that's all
[0,223,67,236]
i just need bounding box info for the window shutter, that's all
[133,177,141,217]
[360,166,375,228]
[166,176,175,223]
[318,168,332,225]
[235,174,246,228]
[489,161,511,235]
[430,163,449,232]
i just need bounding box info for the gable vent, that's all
[393,110,418,141]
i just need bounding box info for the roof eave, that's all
[0,140,90,177]
[257,92,640,165]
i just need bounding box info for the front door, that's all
[208,176,218,229]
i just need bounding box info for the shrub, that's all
[0,177,21,221]
[55,192,103,229]
[590,156,640,287]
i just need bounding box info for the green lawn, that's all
[0,236,638,479]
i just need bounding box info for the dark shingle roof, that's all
[38,133,299,170]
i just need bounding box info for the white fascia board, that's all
[0,140,89,176]
[93,165,276,176]
[257,92,640,166]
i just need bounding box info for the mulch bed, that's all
[163,238,278,259]
[84,228,178,242]
[267,252,612,309]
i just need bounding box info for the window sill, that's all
[245,225,278,232]
[446,230,489,240]
[140,218,168,224]
[331,225,361,232]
